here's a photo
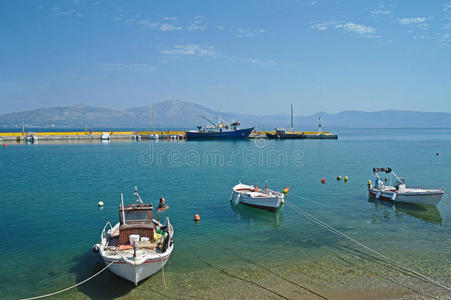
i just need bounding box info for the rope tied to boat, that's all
[285,200,451,293]
[19,260,118,300]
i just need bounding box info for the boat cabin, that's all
[119,203,155,245]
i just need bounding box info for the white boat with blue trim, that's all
[93,187,174,285]
[368,168,444,206]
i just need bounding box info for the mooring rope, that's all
[158,253,167,288]
[20,260,117,300]
[285,200,451,292]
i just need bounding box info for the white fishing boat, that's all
[93,187,174,285]
[231,181,285,212]
[101,132,110,140]
[368,168,444,206]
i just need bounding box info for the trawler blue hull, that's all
[185,127,254,139]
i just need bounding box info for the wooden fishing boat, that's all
[93,187,174,285]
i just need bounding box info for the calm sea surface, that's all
[1,128,450,299]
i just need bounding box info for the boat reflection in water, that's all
[368,197,442,224]
[230,201,284,229]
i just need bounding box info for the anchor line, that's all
[20,260,118,300]
[285,200,451,293]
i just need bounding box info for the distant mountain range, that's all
[1,100,450,129]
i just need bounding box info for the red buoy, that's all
[3,143,6,147]
[321,178,326,184]
[194,214,200,222]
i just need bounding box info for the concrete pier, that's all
[0,130,337,143]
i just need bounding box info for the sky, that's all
[1,0,450,115]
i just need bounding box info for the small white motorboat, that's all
[94,187,174,285]
[231,181,285,212]
[368,168,444,206]
[101,132,110,141]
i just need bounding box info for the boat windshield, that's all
[125,211,149,221]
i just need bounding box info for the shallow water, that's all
[1,128,450,299]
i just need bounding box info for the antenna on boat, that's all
[121,193,126,225]
[134,186,143,203]
[290,104,294,131]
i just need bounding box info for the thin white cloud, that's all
[335,22,379,38]
[161,45,216,56]
[311,21,379,38]
[310,22,337,31]
[187,20,206,32]
[398,17,427,25]
[304,1,317,6]
[371,10,392,16]
[159,23,182,31]
[444,2,451,12]
[236,28,265,38]
[51,8,82,17]
[216,26,225,31]
[138,19,182,31]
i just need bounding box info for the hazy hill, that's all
[1,100,450,129]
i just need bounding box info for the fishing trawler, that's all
[185,116,254,139]
[368,168,444,206]
[231,181,285,212]
[93,187,174,285]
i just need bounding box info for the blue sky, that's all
[1,0,450,115]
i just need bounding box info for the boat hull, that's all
[232,187,283,212]
[102,244,173,285]
[186,127,254,139]
[368,189,443,206]
[265,133,304,139]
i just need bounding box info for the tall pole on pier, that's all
[151,104,155,132]
[290,104,294,131]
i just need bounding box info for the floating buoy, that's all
[92,244,100,253]
[336,176,342,181]
[194,214,200,222]
[321,178,326,184]
[367,180,372,188]
[344,176,348,182]
[436,152,439,156]
[98,201,104,207]
[283,187,290,195]
[3,143,6,147]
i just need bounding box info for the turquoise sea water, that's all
[1,128,450,299]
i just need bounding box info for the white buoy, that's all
[98,201,104,207]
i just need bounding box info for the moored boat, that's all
[231,181,285,212]
[94,187,174,285]
[266,129,304,139]
[185,115,254,139]
[266,105,304,139]
[368,167,444,206]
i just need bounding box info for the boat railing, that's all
[100,221,114,242]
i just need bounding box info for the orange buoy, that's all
[282,187,290,195]
[194,214,200,222]
[321,178,326,184]
[3,143,6,147]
